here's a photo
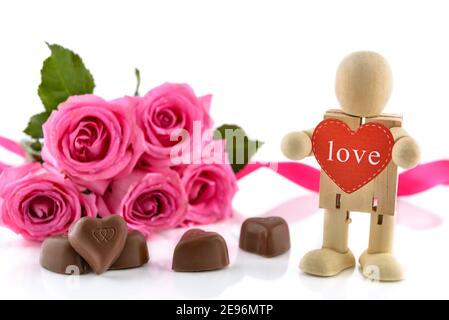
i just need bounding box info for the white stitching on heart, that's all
[312,119,394,194]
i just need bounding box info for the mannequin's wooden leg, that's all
[300,209,355,277]
[368,212,394,253]
[359,212,404,281]
[323,209,350,253]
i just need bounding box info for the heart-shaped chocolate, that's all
[312,119,394,193]
[172,229,229,272]
[68,216,128,274]
[239,217,290,257]
[40,235,90,275]
[110,230,149,270]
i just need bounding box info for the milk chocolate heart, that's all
[172,229,229,272]
[68,216,128,274]
[110,230,149,270]
[312,119,394,193]
[40,235,90,275]
[239,217,290,257]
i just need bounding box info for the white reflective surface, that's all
[0,169,448,299]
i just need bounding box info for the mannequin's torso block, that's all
[318,109,402,215]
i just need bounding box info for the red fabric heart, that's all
[312,119,394,194]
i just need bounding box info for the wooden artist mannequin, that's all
[281,51,420,281]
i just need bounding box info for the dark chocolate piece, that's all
[239,217,290,257]
[172,229,229,272]
[110,230,149,270]
[40,235,90,275]
[68,215,128,274]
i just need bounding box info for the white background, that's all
[0,0,449,299]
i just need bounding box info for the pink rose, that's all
[42,95,145,194]
[176,140,238,226]
[100,169,187,237]
[0,163,97,241]
[136,83,213,168]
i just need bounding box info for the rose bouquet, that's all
[0,44,262,241]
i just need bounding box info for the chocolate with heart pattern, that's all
[68,215,128,274]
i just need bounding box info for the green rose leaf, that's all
[38,43,95,112]
[134,68,141,96]
[20,139,43,163]
[213,124,264,174]
[23,111,51,139]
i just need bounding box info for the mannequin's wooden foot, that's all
[300,248,355,277]
[359,250,404,282]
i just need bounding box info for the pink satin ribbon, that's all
[1,136,448,196]
[0,136,25,171]
[236,161,449,197]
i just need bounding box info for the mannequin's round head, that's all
[335,51,393,117]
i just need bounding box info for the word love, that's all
[312,119,394,193]
[327,140,381,165]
